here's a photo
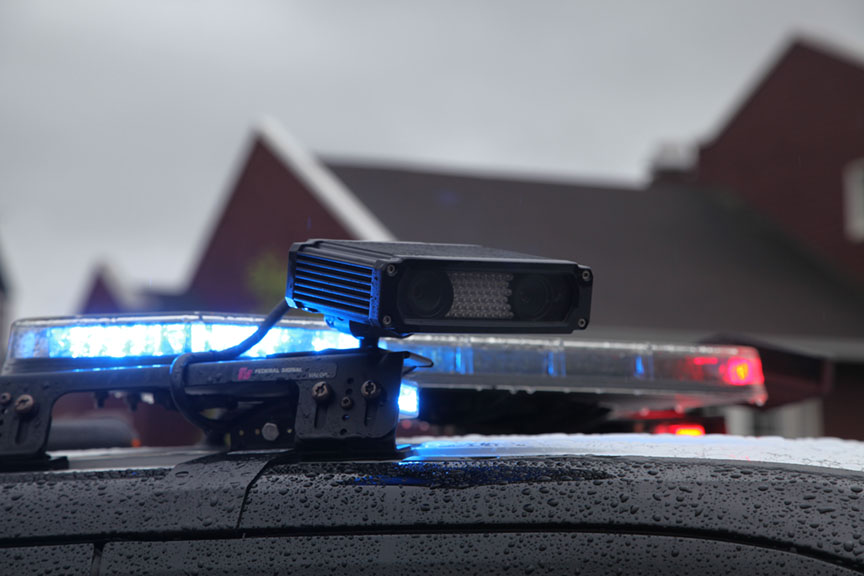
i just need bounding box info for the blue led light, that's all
[634,356,645,377]
[398,380,420,419]
[10,316,360,360]
[191,324,360,358]
[46,323,190,358]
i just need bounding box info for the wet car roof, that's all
[6,433,864,573]
[47,433,864,474]
[403,434,864,472]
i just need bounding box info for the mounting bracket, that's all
[0,348,427,470]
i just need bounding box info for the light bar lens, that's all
[383,335,768,412]
[9,315,360,360]
[383,335,765,383]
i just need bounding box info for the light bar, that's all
[5,313,767,415]
[383,334,765,384]
[7,314,360,361]
[382,334,767,413]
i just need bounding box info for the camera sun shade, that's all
[285,240,593,339]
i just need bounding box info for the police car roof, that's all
[48,433,864,474]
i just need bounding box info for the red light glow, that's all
[685,353,764,386]
[722,357,764,386]
[653,423,706,436]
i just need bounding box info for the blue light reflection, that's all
[397,380,419,419]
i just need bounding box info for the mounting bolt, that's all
[126,392,141,412]
[311,381,331,402]
[382,315,392,326]
[386,264,398,277]
[261,422,280,442]
[14,394,35,415]
[0,392,11,406]
[340,396,354,410]
[360,380,381,399]
[94,391,108,409]
[581,269,592,283]
[577,318,588,329]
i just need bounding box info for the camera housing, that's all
[285,240,592,339]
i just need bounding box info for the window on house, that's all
[843,159,864,242]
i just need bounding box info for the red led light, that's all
[721,356,764,386]
[653,423,706,436]
[683,353,764,386]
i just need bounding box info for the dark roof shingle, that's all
[329,162,864,338]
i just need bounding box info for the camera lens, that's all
[510,275,552,320]
[509,274,573,321]
[402,270,454,319]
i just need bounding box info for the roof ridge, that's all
[257,118,395,242]
[323,156,640,193]
[789,34,864,72]
[702,34,864,150]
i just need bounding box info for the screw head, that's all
[311,381,331,402]
[386,264,398,276]
[581,269,592,282]
[14,394,35,415]
[261,422,280,442]
[360,380,381,399]
[0,392,11,406]
[340,396,354,410]
[382,315,392,326]
[577,318,588,329]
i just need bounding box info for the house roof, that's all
[79,265,124,314]
[697,38,864,290]
[179,120,395,313]
[706,37,864,148]
[328,161,864,338]
[79,263,175,315]
[255,119,394,242]
[81,120,864,339]
[81,122,397,315]
[80,106,864,339]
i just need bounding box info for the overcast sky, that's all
[1,0,863,322]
